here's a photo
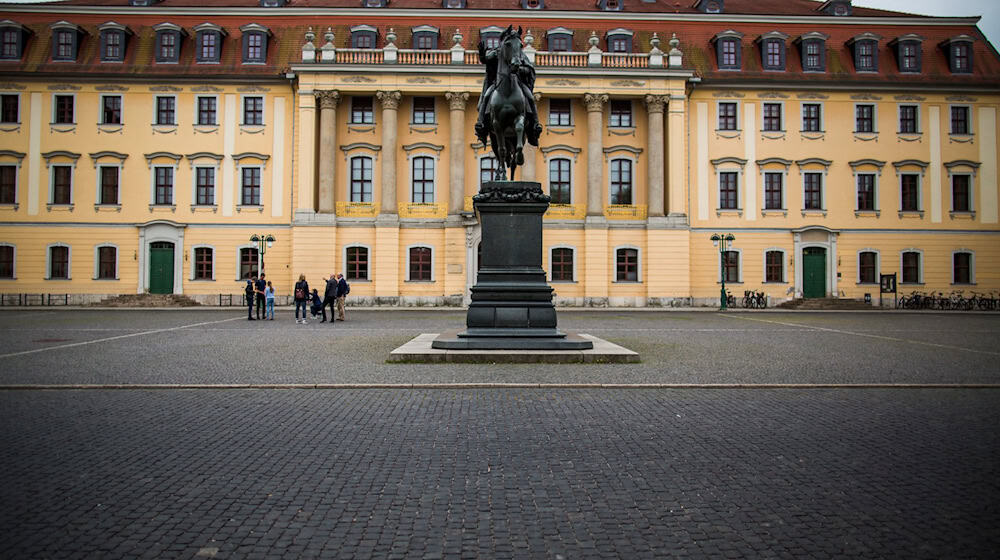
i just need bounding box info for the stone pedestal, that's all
[433,181,592,350]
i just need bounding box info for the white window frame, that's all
[762,248,787,284]
[46,242,71,280]
[898,172,922,212]
[547,98,573,127]
[853,102,878,133]
[407,152,439,204]
[951,249,975,285]
[716,168,741,210]
[93,243,119,280]
[405,244,435,282]
[947,172,975,213]
[190,244,216,281]
[410,96,436,125]
[348,155,375,203]
[800,102,824,132]
[49,162,75,205]
[856,248,880,284]
[150,163,178,206]
[0,157,21,205]
[612,244,642,283]
[194,94,220,126]
[607,155,637,206]
[546,156,574,204]
[240,94,266,127]
[153,94,178,126]
[715,100,741,131]
[99,93,123,126]
[477,153,499,191]
[190,163,220,207]
[760,101,785,132]
[948,104,973,135]
[801,170,826,211]
[95,163,122,205]
[235,243,259,281]
[608,99,633,129]
[1,91,21,124]
[0,242,16,279]
[548,245,577,282]
[51,92,76,124]
[899,248,924,285]
[342,244,372,282]
[716,247,742,284]
[760,169,786,211]
[896,103,920,134]
[237,164,264,207]
[853,170,880,212]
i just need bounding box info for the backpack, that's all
[294,282,306,300]
[344,282,350,295]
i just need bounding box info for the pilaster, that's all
[585,93,608,217]
[315,90,340,213]
[445,92,469,216]
[667,94,687,217]
[377,90,402,216]
[644,94,668,218]
[296,91,317,213]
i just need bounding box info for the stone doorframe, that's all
[137,220,186,294]
[464,223,481,306]
[792,226,839,299]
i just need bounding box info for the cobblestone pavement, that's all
[0,309,998,385]
[1,389,998,559]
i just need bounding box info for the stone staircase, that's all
[93,293,202,307]
[776,297,875,310]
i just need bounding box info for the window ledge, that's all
[240,125,266,134]
[0,203,19,210]
[854,210,881,218]
[346,279,371,284]
[93,277,120,281]
[237,205,264,213]
[0,276,16,281]
[762,209,787,217]
[191,204,218,212]
[149,204,176,212]
[856,282,879,286]
[897,133,922,142]
[348,124,376,133]
[97,123,123,134]
[196,60,221,65]
[50,123,77,133]
[951,283,977,287]
[94,204,122,212]
[801,209,827,217]
[612,281,642,284]
[0,123,21,132]
[949,211,975,220]
[716,209,742,217]
[46,204,74,212]
[800,131,825,140]
[898,211,924,218]
[546,125,574,135]
[45,277,72,281]
[853,132,878,141]
[762,281,788,285]
[404,280,435,284]
[948,133,974,144]
[152,124,178,134]
[190,278,217,282]
[715,129,741,139]
[899,282,924,286]
[193,124,220,134]
[761,131,786,139]
[550,280,578,284]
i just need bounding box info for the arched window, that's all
[550,247,574,282]
[764,250,784,283]
[616,247,639,282]
[239,247,259,279]
[858,251,878,284]
[901,251,921,284]
[0,243,15,279]
[48,244,70,280]
[408,246,433,281]
[345,246,369,281]
[96,245,117,280]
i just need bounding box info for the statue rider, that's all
[474,30,543,149]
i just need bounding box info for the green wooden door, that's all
[802,247,826,299]
[149,242,174,294]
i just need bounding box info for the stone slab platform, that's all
[389,333,639,363]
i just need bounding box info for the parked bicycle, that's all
[897,290,998,311]
[742,289,767,309]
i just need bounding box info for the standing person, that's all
[245,276,256,320]
[320,273,337,324]
[335,273,349,321]
[293,274,310,324]
[255,273,267,320]
[265,280,275,320]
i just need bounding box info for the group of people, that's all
[244,272,349,324]
[292,273,349,324]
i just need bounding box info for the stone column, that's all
[644,94,667,218]
[315,90,340,213]
[376,90,401,215]
[584,93,608,217]
[445,92,469,215]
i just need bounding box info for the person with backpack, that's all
[293,274,309,324]
[245,276,256,321]
[320,273,337,324]
[335,273,349,321]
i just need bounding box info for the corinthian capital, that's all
[445,92,469,111]
[584,93,608,113]
[376,90,402,111]
[315,90,341,109]
[644,94,668,114]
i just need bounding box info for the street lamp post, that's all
[710,233,735,310]
[249,234,275,277]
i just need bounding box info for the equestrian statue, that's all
[474,25,543,181]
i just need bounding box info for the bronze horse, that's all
[482,26,536,181]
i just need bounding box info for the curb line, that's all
[2,383,999,390]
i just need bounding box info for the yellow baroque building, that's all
[0,0,997,307]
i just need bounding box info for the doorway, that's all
[802,247,826,298]
[149,241,175,294]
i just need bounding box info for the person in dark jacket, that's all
[293,273,310,324]
[255,273,267,320]
[320,273,337,324]
[310,289,323,318]
[335,273,349,321]
[245,277,256,320]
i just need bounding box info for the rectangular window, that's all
[803,41,822,70]
[722,251,739,283]
[609,100,632,128]
[855,105,874,133]
[548,98,571,126]
[856,41,875,71]
[99,166,118,205]
[102,95,121,125]
[350,157,373,202]
[764,173,782,210]
[900,174,919,212]
[54,95,74,124]
[0,165,15,204]
[718,102,737,130]
[351,97,374,124]
[549,159,571,204]
[762,103,782,131]
[900,43,918,72]
[765,251,783,283]
[98,246,116,279]
[952,175,970,212]
[194,247,212,280]
[197,97,217,125]
[156,97,175,125]
[549,35,569,52]
[1,29,19,59]
[719,172,738,210]
[159,32,176,61]
[951,106,970,134]
[857,174,875,211]
[720,39,737,68]
[49,246,69,279]
[765,40,782,68]
[902,252,920,284]
[899,105,918,133]
[0,245,12,278]
[859,252,876,284]
[802,103,821,132]
[246,33,264,62]
[347,246,368,281]
[1,94,17,123]
[243,96,263,125]
[411,157,434,203]
[240,247,258,280]
[609,159,632,205]
[952,43,970,73]
[241,167,261,206]
[551,248,574,282]
[52,165,71,204]
[412,97,435,124]
[55,30,74,60]
[196,167,215,205]
[409,247,432,281]
[480,156,498,188]
[414,34,434,50]
[953,253,971,284]
[104,31,121,60]
[616,248,638,282]
[200,32,217,60]
[155,167,173,205]
[804,173,822,210]
[609,36,628,53]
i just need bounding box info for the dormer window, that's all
[259,0,287,6]
[942,35,974,74]
[99,22,131,63]
[51,22,83,62]
[546,28,573,52]
[240,24,270,64]
[597,0,623,11]
[713,30,743,71]
[889,34,922,73]
[757,32,788,71]
[351,25,378,49]
[194,23,226,63]
[129,0,161,5]
[154,23,186,63]
[818,1,851,16]
[363,0,388,6]
[605,29,633,53]
[443,0,465,7]
[848,33,881,72]
[522,0,544,9]
[412,26,439,50]
[480,26,502,50]
[795,32,828,72]
[1,21,29,60]
[695,0,723,13]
